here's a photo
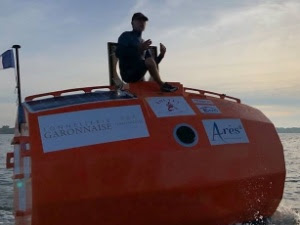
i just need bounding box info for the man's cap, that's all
[132,12,148,21]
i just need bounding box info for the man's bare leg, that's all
[144,57,178,92]
[145,57,163,86]
[148,76,154,82]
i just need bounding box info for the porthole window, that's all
[173,124,198,147]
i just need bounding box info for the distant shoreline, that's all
[276,128,300,133]
[0,126,14,134]
[0,126,300,134]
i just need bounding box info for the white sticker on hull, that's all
[18,180,26,211]
[202,119,249,145]
[13,145,21,175]
[24,157,31,178]
[192,99,213,105]
[192,98,221,114]
[147,96,195,117]
[38,105,149,153]
[196,105,221,114]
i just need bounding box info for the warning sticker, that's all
[202,119,249,145]
[38,105,149,153]
[146,96,195,118]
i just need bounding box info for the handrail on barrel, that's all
[25,86,113,102]
[184,87,241,103]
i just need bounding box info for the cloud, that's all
[0,1,113,126]
[0,0,299,127]
[0,103,17,126]
[126,0,300,127]
[253,104,300,127]
[151,1,300,92]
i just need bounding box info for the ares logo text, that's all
[202,119,249,145]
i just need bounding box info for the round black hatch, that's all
[173,124,198,147]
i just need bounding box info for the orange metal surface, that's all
[8,82,285,225]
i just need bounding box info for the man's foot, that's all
[161,82,178,92]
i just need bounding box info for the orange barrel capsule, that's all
[7,82,285,225]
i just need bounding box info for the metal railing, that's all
[184,87,241,103]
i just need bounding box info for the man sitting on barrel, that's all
[116,12,178,92]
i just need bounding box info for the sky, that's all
[0,0,299,127]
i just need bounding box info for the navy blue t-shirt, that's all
[116,30,163,76]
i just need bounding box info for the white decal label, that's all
[38,105,149,153]
[147,96,195,117]
[192,99,213,105]
[196,105,221,114]
[13,145,21,175]
[202,119,249,145]
[18,180,26,211]
[24,157,31,178]
[192,98,221,114]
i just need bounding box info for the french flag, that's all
[0,49,15,70]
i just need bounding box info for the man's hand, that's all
[139,39,152,52]
[160,43,166,57]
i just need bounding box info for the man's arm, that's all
[116,32,139,58]
[155,43,166,64]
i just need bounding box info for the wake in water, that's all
[270,205,300,225]
[232,205,300,225]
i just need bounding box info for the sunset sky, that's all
[0,0,299,127]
